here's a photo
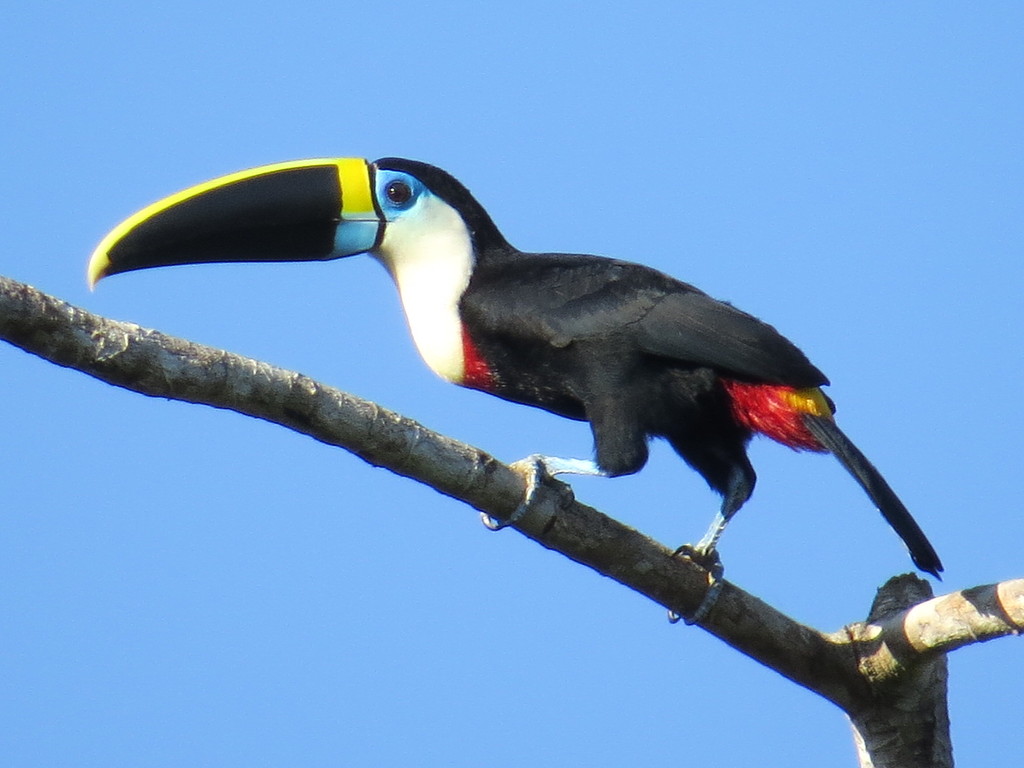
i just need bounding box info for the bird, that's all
[88,157,943,577]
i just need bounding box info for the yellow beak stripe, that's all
[337,157,375,217]
[88,158,376,288]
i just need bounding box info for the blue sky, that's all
[3,2,1022,765]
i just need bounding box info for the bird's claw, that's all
[668,544,725,625]
[480,456,546,531]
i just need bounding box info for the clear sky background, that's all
[3,3,1022,766]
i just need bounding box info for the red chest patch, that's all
[721,379,829,451]
[461,330,495,391]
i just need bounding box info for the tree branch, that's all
[2,273,1021,754]
[846,576,952,768]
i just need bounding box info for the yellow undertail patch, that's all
[782,387,833,418]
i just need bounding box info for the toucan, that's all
[88,157,943,577]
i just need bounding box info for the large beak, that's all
[88,158,382,288]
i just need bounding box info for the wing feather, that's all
[462,253,828,387]
[635,290,828,386]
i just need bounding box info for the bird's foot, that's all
[672,542,720,569]
[668,544,725,625]
[480,455,547,531]
[480,455,605,531]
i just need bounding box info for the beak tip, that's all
[86,249,111,290]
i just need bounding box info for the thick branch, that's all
[2,274,1020,718]
[847,576,951,768]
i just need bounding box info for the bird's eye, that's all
[386,180,413,206]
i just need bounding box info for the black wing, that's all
[634,288,829,387]
[463,252,828,387]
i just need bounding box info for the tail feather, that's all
[802,414,943,577]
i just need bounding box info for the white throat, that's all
[374,195,475,384]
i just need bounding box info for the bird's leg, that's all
[671,464,752,624]
[672,504,734,566]
[680,462,752,561]
[690,510,729,561]
[481,456,607,531]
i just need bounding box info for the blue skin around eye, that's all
[374,171,424,218]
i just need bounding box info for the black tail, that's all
[803,414,943,577]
